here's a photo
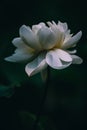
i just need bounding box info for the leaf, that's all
[0,85,14,97]
[19,111,44,130]
[19,111,56,130]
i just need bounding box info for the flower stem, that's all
[32,67,50,130]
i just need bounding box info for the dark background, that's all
[0,0,87,130]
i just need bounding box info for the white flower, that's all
[5,21,83,76]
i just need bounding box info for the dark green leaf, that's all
[0,85,14,97]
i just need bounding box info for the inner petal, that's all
[19,25,41,50]
[37,26,57,50]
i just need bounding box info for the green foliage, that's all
[19,111,56,130]
[19,111,42,130]
[0,85,14,97]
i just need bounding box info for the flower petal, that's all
[71,55,83,64]
[66,50,77,54]
[12,37,34,52]
[47,21,68,32]
[55,49,72,62]
[32,22,46,34]
[47,22,65,48]
[57,21,68,32]
[62,31,82,49]
[25,53,47,76]
[63,31,72,43]
[19,25,41,50]
[37,26,57,49]
[5,49,34,62]
[46,50,71,69]
[12,37,24,47]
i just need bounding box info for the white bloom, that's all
[5,21,83,76]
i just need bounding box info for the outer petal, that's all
[19,25,41,50]
[12,37,25,47]
[5,50,35,62]
[37,26,57,50]
[62,31,82,49]
[46,50,72,69]
[54,49,72,62]
[25,53,47,76]
[12,37,34,53]
[71,55,83,64]
[66,50,77,54]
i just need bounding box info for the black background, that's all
[0,0,87,130]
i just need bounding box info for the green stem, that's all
[32,67,50,130]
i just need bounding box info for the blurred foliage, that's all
[19,111,57,130]
[0,85,14,97]
[0,0,87,130]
